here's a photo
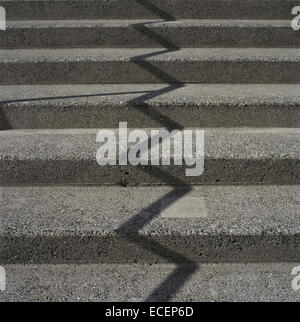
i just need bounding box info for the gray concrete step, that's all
[0,1,298,304]
[0,0,297,20]
[1,84,300,129]
[0,263,299,301]
[2,19,299,48]
[0,128,299,185]
[1,48,300,84]
[1,185,299,264]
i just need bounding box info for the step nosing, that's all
[1,48,300,62]
[6,19,293,26]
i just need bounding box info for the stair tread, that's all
[1,83,300,106]
[1,128,299,160]
[1,47,300,62]
[2,184,299,236]
[0,262,299,301]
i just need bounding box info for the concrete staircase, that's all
[0,0,299,302]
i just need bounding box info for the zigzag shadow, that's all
[0,0,200,301]
[115,0,197,302]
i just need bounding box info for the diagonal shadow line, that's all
[0,90,152,104]
[115,166,194,300]
[0,85,184,131]
[125,235,197,302]
[128,24,181,83]
[129,84,185,130]
[116,166,191,233]
[0,84,177,106]
[0,0,196,301]
[0,21,181,126]
[133,0,176,21]
[133,20,180,49]
[116,142,195,301]
[147,264,197,302]
[112,1,198,301]
[132,58,180,84]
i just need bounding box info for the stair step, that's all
[1,0,297,20]
[0,128,299,185]
[0,263,299,301]
[1,48,300,84]
[1,185,299,263]
[1,84,300,129]
[0,0,299,304]
[2,19,299,48]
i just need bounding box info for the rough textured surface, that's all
[0,263,299,302]
[0,128,299,185]
[1,84,300,129]
[1,19,298,48]
[0,0,299,303]
[1,48,300,84]
[1,185,299,263]
[0,0,297,20]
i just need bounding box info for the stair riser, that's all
[1,159,299,185]
[1,24,299,48]
[1,235,299,264]
[1,61,300,84]
[0,0,298,20]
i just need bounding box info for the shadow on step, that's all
[0,107,11,130]
[0,0,255,302]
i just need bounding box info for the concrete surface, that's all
[0,0,297,20]
[1,48,300,84]
[0,128,299,185]
[1,185,299,263]
[1,19,299,48]
[0,0,299,303]
[1,84,300,129]
[0,263,299,302]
